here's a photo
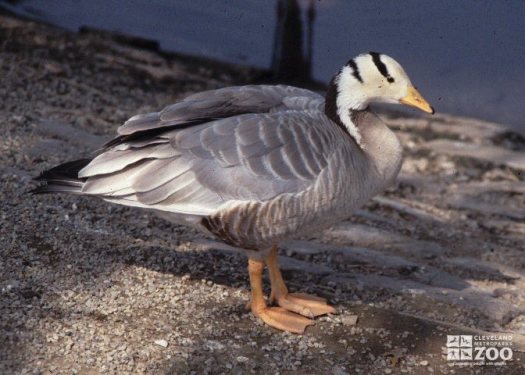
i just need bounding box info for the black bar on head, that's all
[346,59,363,83]
[369,52,395,83]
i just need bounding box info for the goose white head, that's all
[325,52,434,145]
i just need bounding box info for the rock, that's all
[342,315,359,326]
[154,339,168,348]
[236,356,249,363]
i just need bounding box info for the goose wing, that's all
[114,85,323,138]
[78,86,336,216]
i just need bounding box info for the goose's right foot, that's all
[248,257,314,334]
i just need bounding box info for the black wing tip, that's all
[33,173,46,182]
[28,186,49,195]
[33,169,60,182]
[28,184,82,195]
[36,159,91,180]
[31,158,91,195]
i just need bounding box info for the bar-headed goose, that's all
[33,52,433,333]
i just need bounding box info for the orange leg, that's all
[266,245,337,318]
[248,257,313,334]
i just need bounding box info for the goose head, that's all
[325,52,434,144]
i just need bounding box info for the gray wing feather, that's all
[137,171,194,205]
[78,85,336,216]
[177,112,337,201]
[117,85,323,136]
[132,157,189,193]
[79,143,177,177]
[82,159,158,195]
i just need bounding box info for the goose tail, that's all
[30,159,91,195]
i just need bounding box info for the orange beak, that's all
[399,86,435,114]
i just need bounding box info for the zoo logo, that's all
[446,335,513,364]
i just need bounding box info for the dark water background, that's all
[3,0,525,129]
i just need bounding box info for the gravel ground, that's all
[1,14,525,375]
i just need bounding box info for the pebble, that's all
[154,339,168,348]
[342,315,359,326]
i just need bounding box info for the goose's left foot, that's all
[266,246,337,318]
[272,292,337,318]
